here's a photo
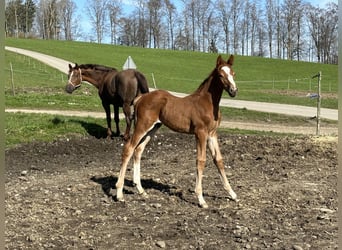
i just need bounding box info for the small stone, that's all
[156,240,166,248]
[21,170,28,176]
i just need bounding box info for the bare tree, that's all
[164,0,176,49]
[147,0,163,48]
[230,0,243,54]
[216,0,232,54]
[58,0,75,40]
[135,0,148,47]
[87,0,108,43]
[265,0,275,58]
[107,0,122,45]
[282,0,303,60]
[119,15,139,46]
[306,2,338,63]
[36,0,59,39]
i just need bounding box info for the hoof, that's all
[199,202,209,209]
[116,196,125,202]
[139,191,148,198]
[229,190,237,201]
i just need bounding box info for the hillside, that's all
[5,38,338,110]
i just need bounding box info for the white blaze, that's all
[221,66,237,90]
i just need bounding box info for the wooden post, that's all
[316,72,321,136]
[151,73,157,89]
[10,62,15,96]
[312,72,321,136]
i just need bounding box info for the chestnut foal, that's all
[116,55,238,208]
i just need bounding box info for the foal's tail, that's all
[134,71,150,94]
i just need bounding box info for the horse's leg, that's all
[115,140,134,201]
[132,122,161,196]
[208,133,237,201]
[195,130,209,208]
[113,104,120,137]
[103,102,112,138]
[116,120,161,201]
[132,136,151,196]
[122,102,132,141]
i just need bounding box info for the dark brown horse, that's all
[65,63,149,140]
[116,55,238,208]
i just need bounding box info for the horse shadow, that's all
[90,175,193,204]
[69,119,108,139]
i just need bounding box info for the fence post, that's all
[312,72,321,136]
[151,73,157,89]
[10,62,15,96]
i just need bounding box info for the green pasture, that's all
[5,111,306,148]
[4,38,338,147]
[5,38,338,109]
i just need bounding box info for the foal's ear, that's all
[227,54,234,66]
[216,55,226,67]
[69,63,72,70]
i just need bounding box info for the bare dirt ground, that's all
[5,132,337,249]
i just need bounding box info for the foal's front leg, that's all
[208,134,237,201]
[195,132,209,208]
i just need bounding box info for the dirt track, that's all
[5,132,337,249]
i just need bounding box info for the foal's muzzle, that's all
[227,87,238,97]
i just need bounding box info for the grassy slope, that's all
[4,38,338,147]
[5,38,338,109]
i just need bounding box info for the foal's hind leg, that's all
[133,136,151,196]
[208,133,237,201]
[116,141,135,201]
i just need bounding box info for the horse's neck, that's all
[81,71,102,89]
[195,75,224,107]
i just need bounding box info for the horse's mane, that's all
[195,68,218,93]
[78,64,117,72]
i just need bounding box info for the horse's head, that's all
[216,55,238,97]
[65,63,82,94]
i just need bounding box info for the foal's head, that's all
[65,63,82,94]
[216,55,238,97]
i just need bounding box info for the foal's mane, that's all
[77,64,117,72]
[194,67,220,93]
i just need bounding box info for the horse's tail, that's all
[133,95,143,106]
[134,71,150,94]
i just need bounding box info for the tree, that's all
[216,0,232,54]
[35,0,59,39]
[5,0,36,37]
[281,0,303,60]
[58,0,76,40]
[265,0,275,58]
[306,2,338,63]
[107,0,122,45]
[147,0,163,48]
[87,0,108,43]
[164,0,176,49]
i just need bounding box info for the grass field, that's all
[5,38,338,109]
[4,38,338,147]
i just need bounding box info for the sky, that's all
[74,0,338,43]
